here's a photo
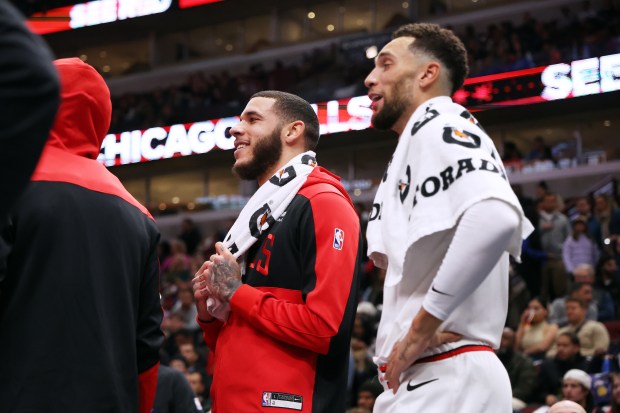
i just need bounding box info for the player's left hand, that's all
[205,241,242,302]
[384,308,455,394]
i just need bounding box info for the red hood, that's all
[47,58,111,159]
[301,166,355,208]
[31,58,152,220]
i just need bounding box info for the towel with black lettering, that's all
[366,96,533,287]
[206,151,317,320]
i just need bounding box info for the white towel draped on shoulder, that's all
[205,151,317,320]
[366,96,534,287]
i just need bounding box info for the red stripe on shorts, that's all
[414,345,493,365]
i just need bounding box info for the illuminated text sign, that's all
[99,53,620,166]
[28,0,181,34]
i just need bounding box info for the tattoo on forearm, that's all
[209,260,241,301]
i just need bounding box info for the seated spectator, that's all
[535,369,594,412]
[549,283,598,327]
[497,327,537,410]
[152,364,203,413]
[178,218,202,256]
[178,342,207,374]
[594,194,620,254]
[171,287,200,332]
[356,378,383,412]
[169,356,190,375]
[526,136,554,163]
[516,297,559,361]
[187,371,212,412]
[563,217,600,275]
[349,334,376,409]
[572,263,615,322]
[596,254,620,319]
[536,332,593,405]
[161,239,193,284]
[547,297,610,358]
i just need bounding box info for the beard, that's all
[371,77,411,131]
[232,126,283,180]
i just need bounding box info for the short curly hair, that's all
[392,23,469,94]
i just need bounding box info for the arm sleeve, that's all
[422,198,520,320]
[0,2,59,226]
[138,363,159,413]
[137,234,165,413]
[229,191,360,355]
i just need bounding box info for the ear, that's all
[418,61,441,89]
[282,120,305,146]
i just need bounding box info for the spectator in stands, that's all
[516,297,559,361]
[187,371,212,412]
[575,196,603,247]
[359,263,385,307]
[549,281,598,327]
[161,239,193,284]
[562,216,600,275]
[536,332,592,406]
[178,342,206,374]
[356,378,383,412]
[160,316,194,359]
[171,287,200,332]
[497,327,536,410]
[594,194,620,253]
[169,356,189,375]
[178,218,202,256]
[502,141,523,162]
[596,254,620,319]
[606,372,620,413]
[350,332,378,409]
[548,297,610,358]
[539,193,572,303]
[534,369,594,412]
[561,369,594,412]
[571,263,615,322]
[519,203,546,297]
[526,136,555,163]
[152,364,203,413]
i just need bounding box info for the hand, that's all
[192,261,214,322]
[545,394,558,406]
[383,308,451,394]
[205,242,242,302]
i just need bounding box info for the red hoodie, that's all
[198,166,363,413]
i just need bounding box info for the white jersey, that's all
[367,97,533,368]
[374,226,509,366]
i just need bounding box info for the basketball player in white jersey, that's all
[364,23,534,412]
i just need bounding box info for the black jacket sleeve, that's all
[0,1,59,225]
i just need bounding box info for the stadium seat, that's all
[603,321,620,353]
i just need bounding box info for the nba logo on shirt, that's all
[262,392,272,406]
[333,228,344,250]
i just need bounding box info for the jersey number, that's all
[253,233,274,276]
